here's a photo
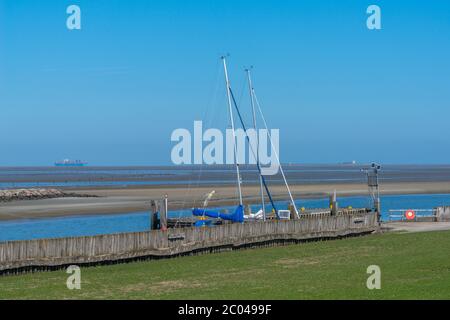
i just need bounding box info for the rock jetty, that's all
[0,188,97,202]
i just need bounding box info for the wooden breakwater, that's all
[0,210,377,274]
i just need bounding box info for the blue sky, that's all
[1,0,449,166]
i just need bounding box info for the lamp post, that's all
[362,163,381,223]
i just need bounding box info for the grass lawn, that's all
[0,230,449,299]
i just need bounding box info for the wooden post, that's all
[330,191,338,216]
[375,198,381,223]
[150,200,159,230]
[160,195,168,231]
[288,203,296,219]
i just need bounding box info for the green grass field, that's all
[1,230,449,299]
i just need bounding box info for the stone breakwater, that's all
[0,188,98,202]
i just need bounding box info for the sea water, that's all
[0,193,449,242]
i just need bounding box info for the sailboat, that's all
[243,67,300,220]
[192,57,300,225]
[192,57,244,226]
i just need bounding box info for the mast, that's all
[229,88,279,217]
[246,68,266,220]
[253,91,300,218]
[222,56,243,206]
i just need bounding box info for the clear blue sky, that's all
[1,0,449,166]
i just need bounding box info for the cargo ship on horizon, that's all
[54,159,88,167]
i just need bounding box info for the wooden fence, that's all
[436,206,450,222]
[0,209,377,274]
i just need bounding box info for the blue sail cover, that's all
[194,219,213,227]
[192,205,244,223]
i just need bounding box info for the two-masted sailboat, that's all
[192,57,299,226]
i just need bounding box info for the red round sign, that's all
[405,210,416,220]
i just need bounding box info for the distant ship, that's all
[54,159,88,167]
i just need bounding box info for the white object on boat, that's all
[278,210,291,220]
[244,209,264,220]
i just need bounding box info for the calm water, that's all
[3,164,450,188]
[0,179,236,189]
[0,193,449,242]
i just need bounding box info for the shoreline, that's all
[1,181,450,221]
